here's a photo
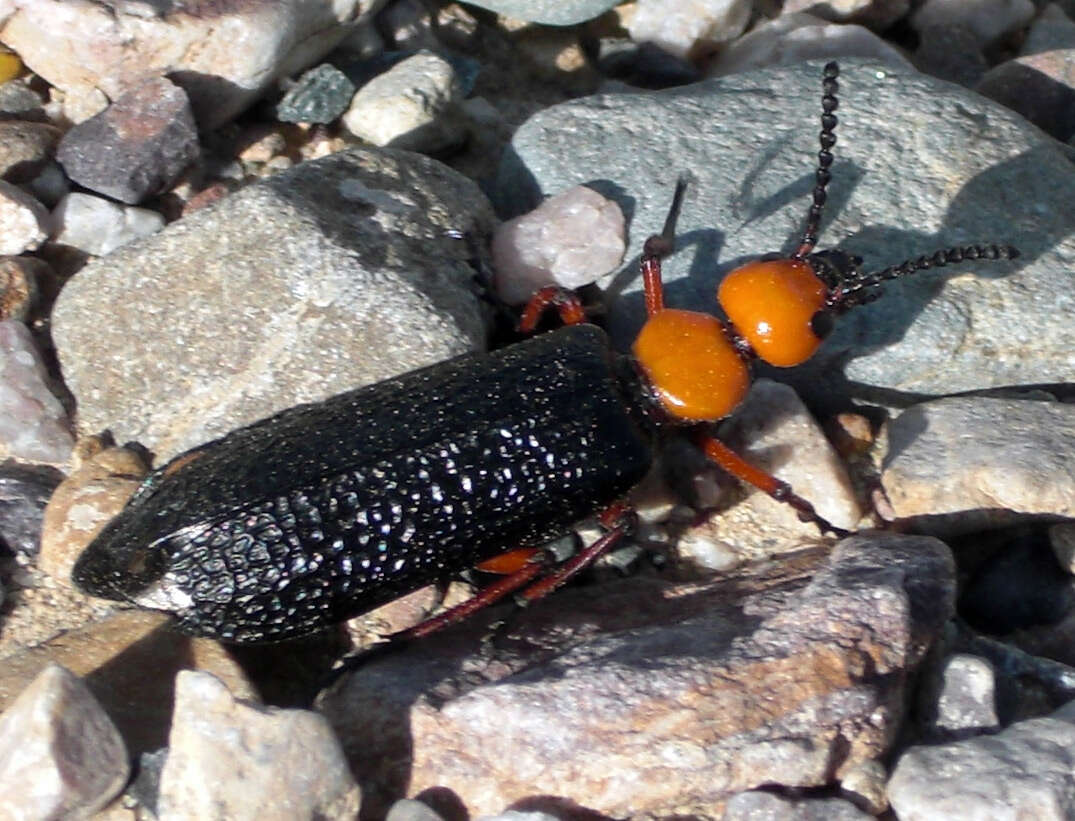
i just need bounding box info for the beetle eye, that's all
[811,310,835,339]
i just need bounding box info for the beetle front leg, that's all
[695,431,850,538]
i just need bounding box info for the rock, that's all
[723,790,874,819]
[51,146,494,463]
[0,253,46,321]
[0,78,46,121]
[882,397,1075,530]
[706,14,912,76]
[596,39,703,89]
[276,63,356,124]
[386,798,447,821]
[931,654,1000,737]
[38,436,150,584]
[0,120,61,183]
[0,178,49,254]
[0,663,129,820]
[781,0,909,29]
[909,0,1036,46]
[50,192,166,257]
[888,698,1075,820]
[838,757,889,815]
[447,0,619,25]
[627,0,752,60]
[0,610,257,758]
[55,76,199,205]
[24,160,69,209]
[0,461,62,557]
[0,319,74,467]
[158,671,361,821]
[684,379,862,562]
[342,50,465,153]
[319,533,955,817]
[1051,522,1075,574]
[492,184,626,305]
[975,5,1075,142]
[0,0,377,129]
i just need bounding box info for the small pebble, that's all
[50,192,165,256]
[627,0,752,59]
[0,120,62,183]
[0,80,47,121]
[492,184,626,305]
[0,664,129,820]
[56,76,200,205]
[0,179,49,255]
[386,797,447,821]
[24,160,70,209]
[342,50,465,152]
[0,319,74,466]
[934,654,1000,736]
[0,254,46,322]
[0,462,62,557]
[276,63,356,124]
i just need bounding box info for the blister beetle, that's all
[73,63,1019,643]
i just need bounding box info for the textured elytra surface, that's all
[74,325,654,642]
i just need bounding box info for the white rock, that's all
[492,185,626,305]
[342,50,464,152]
[889,698,1075,820]
[0,663,129,820]
[935,654,998,734]
[628,0,752,59]
[0,319,74,467]
[51,192,165,256]
[707,12,912,75]
[910,0,1036,45]
[0,179,49,254]
[158,670,361,821]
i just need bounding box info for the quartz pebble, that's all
[158,671,361,821]
[492,184,626,305]
[627,0,752,59]
[50,192,166,257]
[0,319,73,467]
[0,664,129,820]
[0,179,49,255]
[342,50,465,153]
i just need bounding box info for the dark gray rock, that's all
[0,462,62,557]
[276,63,356,124]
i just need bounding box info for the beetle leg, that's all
[695,432,850,538]
[517,501,636,604]
[517,286,587,333]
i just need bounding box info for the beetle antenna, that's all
[794,62,840,259]
[643,173,690,261]
[829,243,1020,310]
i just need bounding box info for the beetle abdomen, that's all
[73,324,654,642]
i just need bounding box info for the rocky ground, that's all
[1,0,1075,818]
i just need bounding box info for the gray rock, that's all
[319,533,955,817]
[0,462,62,557]
[723,790,874,819]
[888,698,1075,820]
[158,670,361,821]
[0,79,47,122]
[387,798,447,821]
[56,76,199,204]
[0,0,381,128]
[276,63,356,124]
[496,59,1073,401]
[0,120,60,183]
[781,0,909,29]
[51,146,494,462]
[627,0,752,60]
[51,192,166,256]
[882,396,1075,530]
[909,0,1036,46]
[0,319,73,467]
[450,0,619,25]
[0,663,129,820]
[913,24,988,87]
[933,654,999,736]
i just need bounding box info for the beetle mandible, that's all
[72,62,1019,643]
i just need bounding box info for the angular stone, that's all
[56,76,199,204]
[0,663,128,820]
[319,533,955,817]
[627,0,753,60]
[0,120,61,183]
[0,178,48,254]
[276,63,356,124]
[158,671,361,821]
[51,147,493,462]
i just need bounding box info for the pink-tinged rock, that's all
[492,185,626,305]
[0,319,73,467]
[319,533,954,817]
[0,663,129,820]
[0,178,48,254]
[0,0,375,129]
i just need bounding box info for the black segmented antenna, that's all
[828,244,1021,311]
[794,62,840,259]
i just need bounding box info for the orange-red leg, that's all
[695,432,850,537]
[639,175,689,317]
[517,286,587,333]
